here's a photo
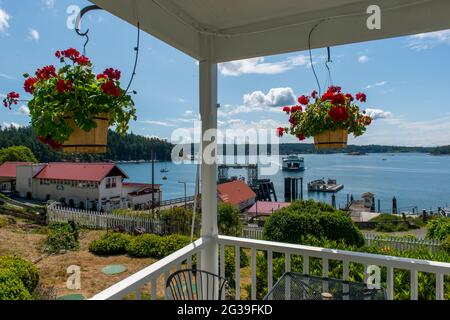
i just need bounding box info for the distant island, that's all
[1,126,449,163]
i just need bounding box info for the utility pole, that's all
[179,181,187,208]
[151,150,155,215]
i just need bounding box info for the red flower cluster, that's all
[74,55,90,66]
[276,127,284,137]
[37,136,63,150]
[282,106,291,113]
[296,134,306,141]
[36,65,57,81]
[2,92,20,109]
[355,92,366,102]
[56,79,73,94]
[291,105,302,113]
[101,80,121,97]
[24,77,38,94]
[298,95,309,105]
[96,74,108,80]
[360,115,372,125]
[311,90,318,99]
[104,68,121,81]
[328,106,350,122]
[56,48,80,59]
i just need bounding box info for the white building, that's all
[0,162,161,211]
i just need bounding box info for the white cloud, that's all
[219,54,311,76]
[364,108,392,120]
[1,122,23,130]
[358,55,369,63]
[0,8,10,33]
[178,98,186,103]
[408,29,450,50]
[0,73,15,80]
[244,87,296,108]
[364,81,387,89]
[18,105,30,115]
[138,120,175,127]
[28,28,40,41]
[183,110,193,117]
[42,0,56,9]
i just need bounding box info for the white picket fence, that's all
[364,233,442,253]
[241,227,443,252]
[47,204,165,234]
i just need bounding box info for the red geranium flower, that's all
[101,80,121,97]
[298,95,310,105]
[104,68,121,81]
[331,93,345,106]
[2,92,20,109]
[328,106,350,122]
[311,90,318,99]
[276,127,284,137]
[282,106,291,114]
[36,65,57,81]
[74,55,90,66]
[24,77,38,94]
[355,93,367,102]
[62,48,81,59]
[291,105,303,113]
[96,74,108,80]
[321,91,334,102]
[328,86,342,93]
[37,136,63,150]
[296,134,306,141]
[56,79,73,94]
[345,93,354,102]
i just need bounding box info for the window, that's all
[111,177,117,188]
[106,178,111,189]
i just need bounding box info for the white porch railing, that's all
[91,236,450,300]
[90,237,210,300]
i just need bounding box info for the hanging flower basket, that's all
[277,86,372,150]
[3,48,136,154]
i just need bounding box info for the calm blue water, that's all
[119,153,450,212]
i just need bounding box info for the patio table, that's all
[263,272,386,300]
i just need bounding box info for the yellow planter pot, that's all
[62,114,109,154]
[314,129,348,150]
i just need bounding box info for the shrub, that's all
[442,235,450,254]
[42,222,79,253]
[160,234,190,257]
[126,234,162,258]
[426,217,450,240]
[0,216,10,228]
[218,203,242,236]
[263,200,364,247]
[0,269,33,300]
[0,255,39,293]
[89,232,131,256]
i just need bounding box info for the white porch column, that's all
[199,35,218,276]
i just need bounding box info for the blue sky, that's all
[1,0,450,146]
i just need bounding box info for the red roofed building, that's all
[0,162,34,192]
[10,162,161,211]
[217,180,256,211]
[247,201,290,218]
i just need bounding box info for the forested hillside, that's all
[0,126,173,162]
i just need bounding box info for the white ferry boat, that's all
[282,155,305,171]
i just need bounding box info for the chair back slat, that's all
[166,269,228,300]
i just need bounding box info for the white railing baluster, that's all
[343,260,349,280]
[135,289,142,300]
[267,250,273,291]
[285,253,291,273]
[235,245,241,300]
[411,270,418,300]
[436,273,444,300]
[251,248,257,300]
[387,266,394,300]
[322,258,329,278]
[303,255,309,275]
[220,243,225,279]
[151,278,157,300]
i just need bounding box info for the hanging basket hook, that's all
[75,5,102,54]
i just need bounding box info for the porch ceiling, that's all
[90,0,450,62]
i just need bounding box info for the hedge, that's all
[263,200,364,247]
[89,232,131,256]
[426,218,450,240]
[0,255,39,293]
[0,269,33,300]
